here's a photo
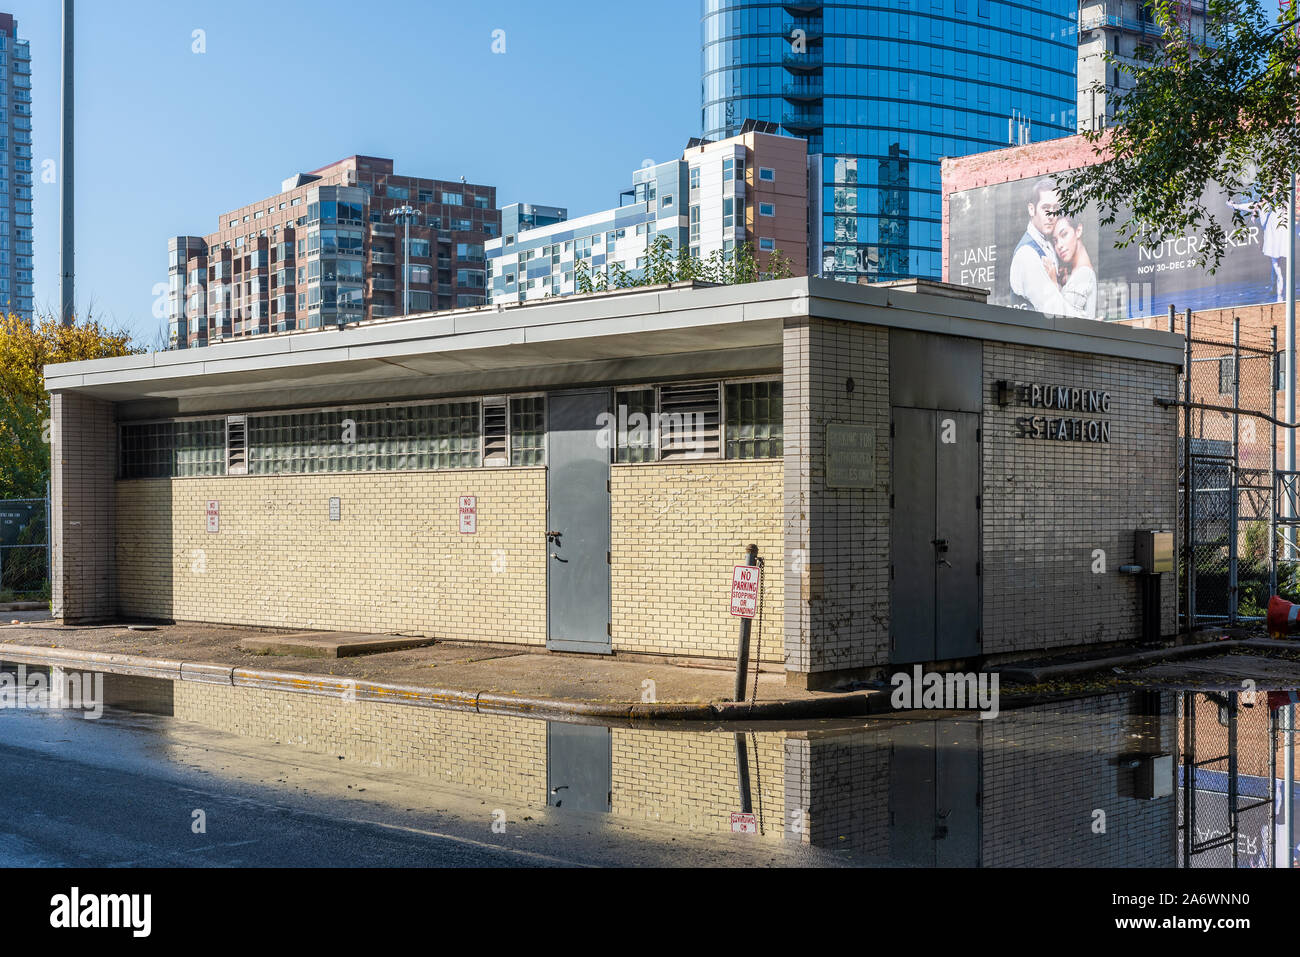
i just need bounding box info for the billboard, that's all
[947,171,1294,321]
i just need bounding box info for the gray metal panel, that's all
[890,407,936,663]
[889,330,983,412]
[935,718,981,867]
[546,721,611,813]
[936,411,982,660]
[546,389,612,653]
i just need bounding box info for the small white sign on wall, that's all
[329,498,341,522]
[206,500,220,534]
[459,496,478,534]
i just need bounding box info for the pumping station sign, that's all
[1000,380,1113,445]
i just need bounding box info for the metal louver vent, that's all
[482,399,508,467]
[658,383,720,459]
[226,415,247,475]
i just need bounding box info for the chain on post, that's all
[749,556,765,707]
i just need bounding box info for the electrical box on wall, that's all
[1134,753,1173,800]
[1135,530,1174,575]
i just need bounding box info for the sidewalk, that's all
[0,619,882,721]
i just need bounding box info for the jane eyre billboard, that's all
[947,172,1294,321]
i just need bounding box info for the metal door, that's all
[891,408,981,662]
[546,722,612,813]
[890,408,937,663]
[936,412,981,660]
[546,390,612,653]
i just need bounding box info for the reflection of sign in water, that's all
[826,424,876,489]
[730,812,758,834]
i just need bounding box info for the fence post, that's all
[1273,327,1280,598]
[1230,317,1240,625]
[1184,308,1194,633]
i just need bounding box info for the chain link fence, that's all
[0,496,49,600]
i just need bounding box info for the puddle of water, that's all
[0,662,1294,867]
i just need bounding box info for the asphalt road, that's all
[0,697,836,868]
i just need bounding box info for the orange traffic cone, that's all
[1267,595,1300,638]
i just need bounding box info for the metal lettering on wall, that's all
[998,380,1112,445]
[826,424,876,488]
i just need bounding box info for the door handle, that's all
[550,552,569,563]
[932,538,949,552]
[547,530,562,541]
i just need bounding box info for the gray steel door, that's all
[890,408,937,663]
[546,722,611,813]
[891,408,981,663]
[936,412,981,660]
[546,390,612,654]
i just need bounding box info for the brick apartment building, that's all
[167,156,499,349]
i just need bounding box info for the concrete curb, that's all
[0,642,885,722]
[991,637,1259,683]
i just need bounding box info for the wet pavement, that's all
[1,656,1294,867]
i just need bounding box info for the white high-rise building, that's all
[1077,0,1207,132]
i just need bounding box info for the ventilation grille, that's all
[658,383,720,459]
[226,415,247,475]
[482,399,508,467]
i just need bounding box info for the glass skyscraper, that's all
[701,0,1076,283]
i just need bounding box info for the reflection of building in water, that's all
[785,692,1178,866]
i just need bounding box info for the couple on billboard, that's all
[1009,178,1097,319]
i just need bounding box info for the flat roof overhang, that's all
[45,278,1185,420]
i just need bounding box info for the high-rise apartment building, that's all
[168,156,498,349]
[701,0,1076,284]
[1076,0,1206,131]
[487,128,807,304]
[0,13,32,320]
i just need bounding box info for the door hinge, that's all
[890,421,896,438]
[607,551,611,564]
[890,635,896,650]
[890,493,895,509]
[976,628,982,644]
[607,622,612,636]
[975,428,981,442]
[975,494,981,510]
[607,479,611,493]
[890,563,894,580]
[976,560,981,577]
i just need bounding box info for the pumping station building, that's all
[46,278,1183,688]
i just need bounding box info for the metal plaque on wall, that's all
[826,424,876,489]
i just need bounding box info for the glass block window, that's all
[119,422,175,479]
[614,389,656,463]
[175,419,227,477]
[725,380,783,460]
[510,396,546,466]
[247,401,481,475]
[120,419,227,479]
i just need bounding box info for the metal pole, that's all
[734,733,752,814]
[1273,326,1280,597]
[1288,172,1297,557]
[1184,308,1194,633]
[1286,704,1295,868]
[44,480,50,594]
[1167,302,1175,336]
[59,0,74,325]
[732,543,759,702]
[403,214,410,316]
[1230,318,1240,624]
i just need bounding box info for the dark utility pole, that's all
[59,0,74,325]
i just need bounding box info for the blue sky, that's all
[16,0,702,344]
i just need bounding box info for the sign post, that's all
[731,544,760,701]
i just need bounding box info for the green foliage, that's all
[0,313,140,500]
[567,236,795,295]
[1056,1,1300,269]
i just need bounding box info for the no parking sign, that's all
[729,564,760,618]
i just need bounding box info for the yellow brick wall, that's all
[611,460,784,661]
[115,470,547,644]
[174,682,548,799]
[612,727,786,834]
